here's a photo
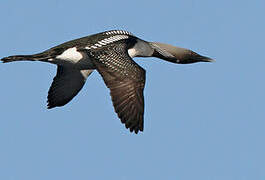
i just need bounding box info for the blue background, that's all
[0,0,265,179]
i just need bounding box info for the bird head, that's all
[150,42,215,64]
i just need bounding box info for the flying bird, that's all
[1,30,214,133]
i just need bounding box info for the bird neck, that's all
[128,39,154,58]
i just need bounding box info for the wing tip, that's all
[129,127,144,134]
[47,102,55,109]
[125,120,144,134]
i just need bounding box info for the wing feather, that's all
[47,66,93,108]
[90,42,146,133]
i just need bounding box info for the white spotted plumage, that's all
[105,30,133,36]
[85,35,129,50]
[99,41,106,45]
[95,43,102,47]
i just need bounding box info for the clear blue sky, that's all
[0,0,264,179]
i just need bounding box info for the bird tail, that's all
[1,53,49,63]
[1,55,38,63]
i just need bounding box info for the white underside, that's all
[54,44,137,69]
[54,47,94,69]
[128,48,137,58]
[56,47,83,62]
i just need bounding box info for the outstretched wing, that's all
[47,66,93,108]
[89,42,146,133]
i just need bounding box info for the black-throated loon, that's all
[1,30,214,133]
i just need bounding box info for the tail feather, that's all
[1,55,33,63]
[1,53,48,63]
